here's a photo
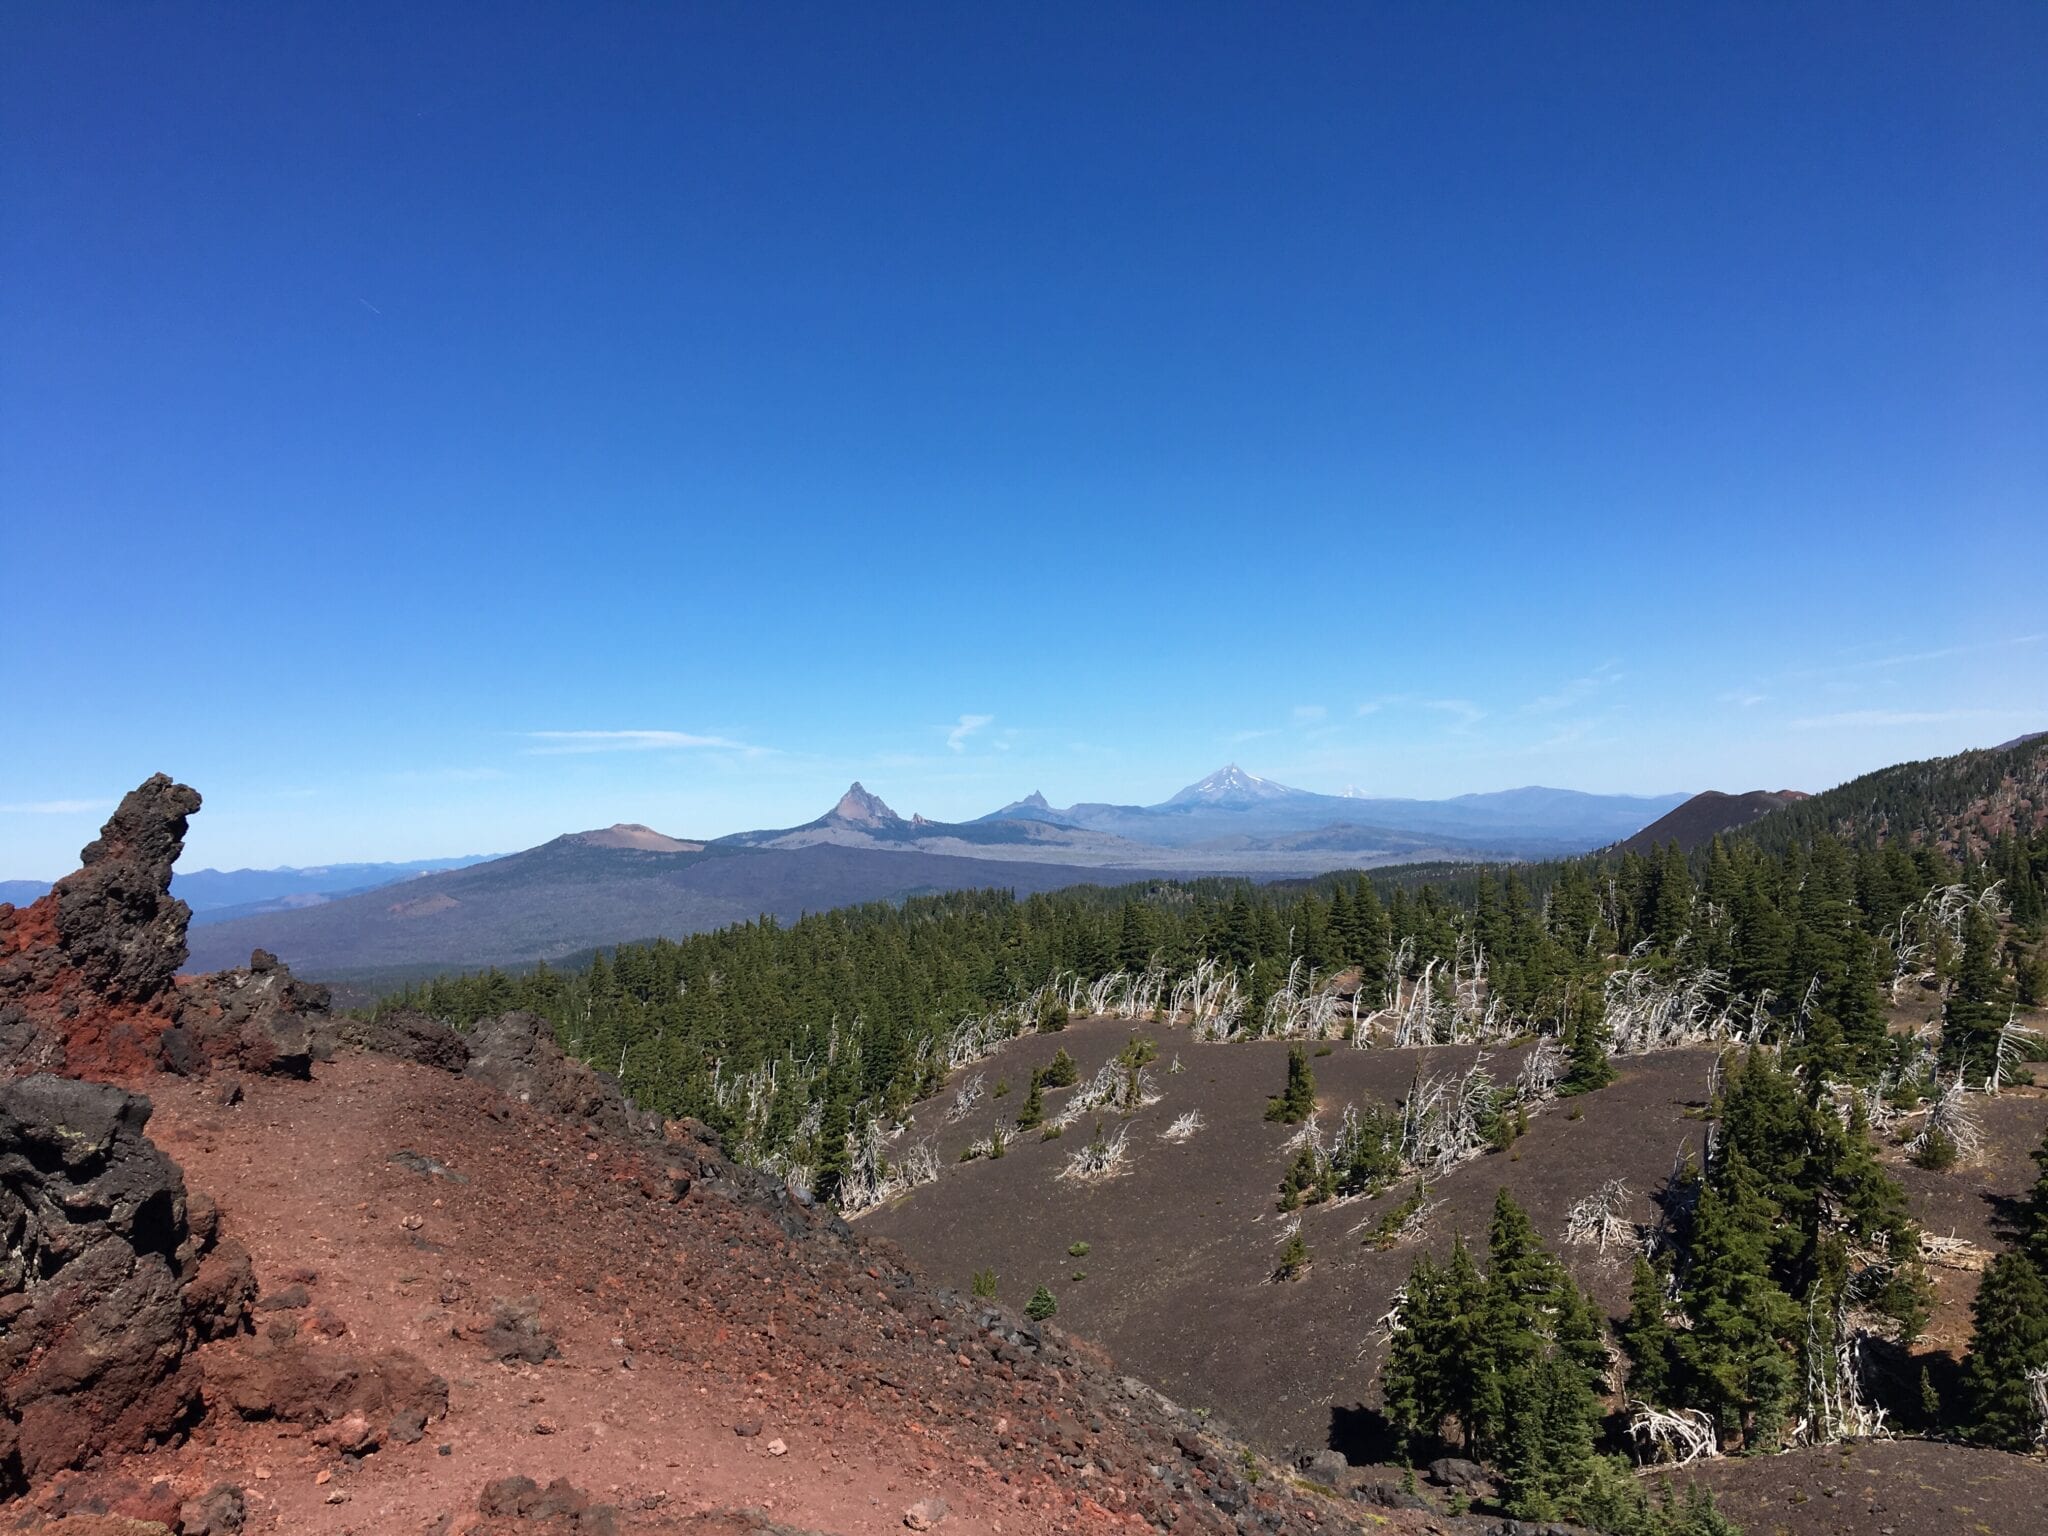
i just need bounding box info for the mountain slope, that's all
[183,837,1176,984]
[1616,788,1809,854]
[1739,730,2048,856]
[980,766,1688,851]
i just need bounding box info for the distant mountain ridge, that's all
[0,855,499,925]
[1616,789,1810,854]
[976,764,1689,851]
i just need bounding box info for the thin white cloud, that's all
[387,766,509,783]
[1719,690,1767,709]
[1292,704,1328,724]
[0,799,109,815]
[1789,708,2027,730]
[1422,698,1486,727]
[946,714,995,752]
[1781,632,2047,682]
[522,729,754,756]
[1523,661,1624,715]
[1356,694,1486,728]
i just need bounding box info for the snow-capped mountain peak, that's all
[1166,764,1301,805]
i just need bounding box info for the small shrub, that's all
[1068,1240,1091,1258]
[1070,1269,1087,1282]
[1041,999,1070,1033]
[1276,1231,1310,1281]
[1043,1048,1080,1087]
[970,1268,998,1299]
[1025,1283,1058,1321]
[1914,1126,1959,1171]
[993,1079,1010,1098]
[1115,1036,1160,1069]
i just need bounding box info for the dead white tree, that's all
[1989,1011,2041,1095]
[944,1072,987,1124]
[1159,1109,1204,1143]
[1604,963,1737,1055]
[1059,1122,1132,1182]
[1884,881,2007,1001]
[1625,1402,1719,1466]
[1564,1178,1637,1258]
[2029,1366,2048,1448]
[1904,1073,1984,1163]
[1517,1037,1566,1102]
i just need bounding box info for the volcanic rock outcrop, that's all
[0,778,330,1084]
[0,1075,253,1495]
[0,776,201,1079]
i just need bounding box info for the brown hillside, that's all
[1616,789,1808,854]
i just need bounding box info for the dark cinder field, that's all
[862,1012,2048,1471]
[862,1014,1720,1455]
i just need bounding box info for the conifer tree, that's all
[1962,1249,2048,1450]
[1945,902,2011,1080]
[1264,1046,1317,1124]
[1016,1070,1044,1129]
[1620,1254,1675,1407]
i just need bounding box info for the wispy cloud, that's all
[1292,704,1328,724]
[1523,661,1624,715]
[1782,632,2047,682]
[945,713,994,753]
[0,798,109,815]
[1719,690,1767,709]
[1356,694,1487,728]
[387,766,509,784]
[1422,698,1485,728]
[1227,726,1279,745]
[1789,708,2028,730]
[522,729,755,756]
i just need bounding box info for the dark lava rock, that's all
[0,776,201,1078]
[0,1073,249,1494]
[169,952,329,1078]
[463,1011,662,1139]
[320,1007,472,1072]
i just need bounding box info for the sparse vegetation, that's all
[970,1267,998,1299]
[1025,1284,1057,1321]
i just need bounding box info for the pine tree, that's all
[1264,1046,1317,1124]
[1559,985,1615,1095]
[1620,1254,1675,1406]
[1115,901,1151,973]
[1945,902,2011,1080]
[1025,1283,1059,1322]
[1676,1154,1800,1449]
[1016,1071,1044,1129]
[1042,1047,1079,1087]
[1962,1249,2048,1450]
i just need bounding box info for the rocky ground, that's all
[5,778,1517,1536]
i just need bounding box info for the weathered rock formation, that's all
[0,777,201,1079]
[0,1075,253,1494]
[0,778,330,1083]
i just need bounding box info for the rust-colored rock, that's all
[0,1075,247,1494]
[0,776,200,1079]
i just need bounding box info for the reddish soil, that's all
[13,1054,1394,1536]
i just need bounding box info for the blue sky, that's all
[4,3,2044,876]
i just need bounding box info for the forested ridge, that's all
[367,735,2048,1528]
